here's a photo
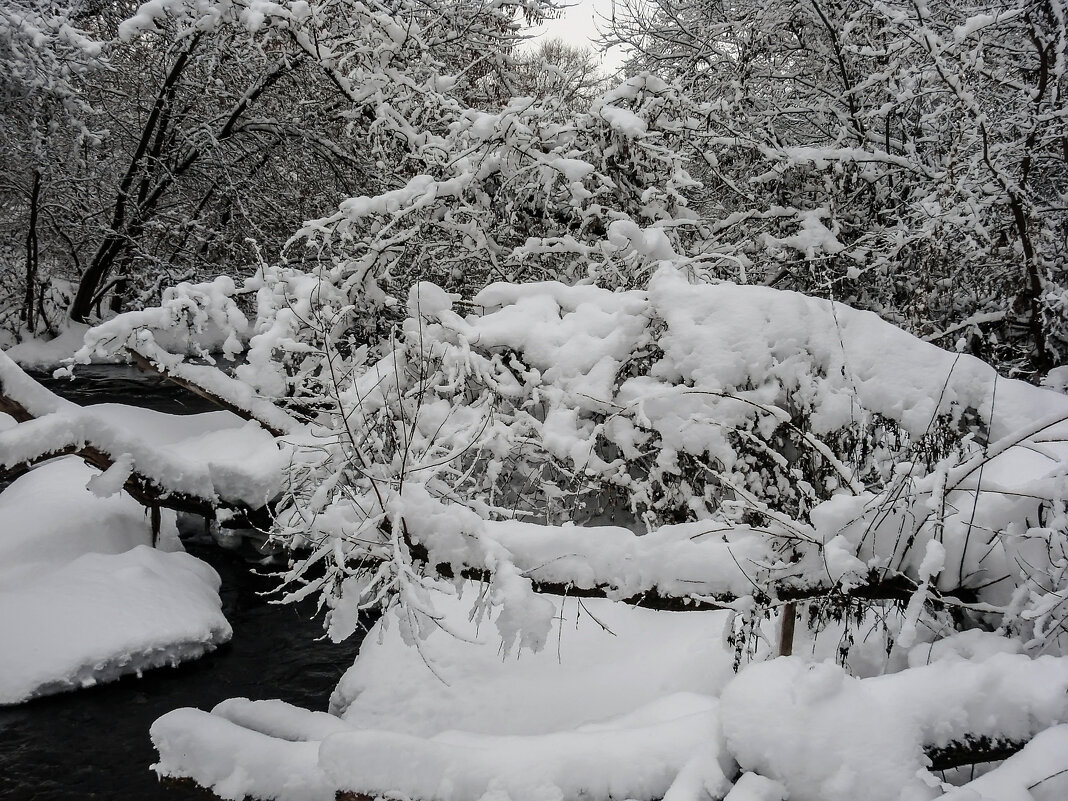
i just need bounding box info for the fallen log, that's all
[1,441,273,530]
[409,539,955,616]
[1,366,274,531]
[0,392,34,423]
[926,735,1025,771]
[125,348,291,438]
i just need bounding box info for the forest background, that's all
[2,0,1066,382]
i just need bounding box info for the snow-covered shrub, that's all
[243,266,1068,664]
[67,233,1068,671]
[607,0,1068,375]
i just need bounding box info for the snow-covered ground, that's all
[0,458,231,704]
[152,589,1068,801]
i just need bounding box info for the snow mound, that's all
[321,693,722,801]
[721,655,1068,801]
[0,459,231,704]
[152,704,335,801]
[329,588,734,734]
[152,590,1068,801]
[152,590,733,801]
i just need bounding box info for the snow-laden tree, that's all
[0,0,566,335]
[605,0,1068,376]
[38,0,1068,687]
[0,0,103,336]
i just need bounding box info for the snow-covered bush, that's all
[68,248,1068,667]
[234,267,1068,665]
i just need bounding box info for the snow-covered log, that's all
[1,350,286,525]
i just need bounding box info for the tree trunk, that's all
[20,168,42,334]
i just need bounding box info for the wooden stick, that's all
[778,601,797,656]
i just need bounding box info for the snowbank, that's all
[4,323,92,369]
[721,654,1068,801]
[153,590,734,801]
[329,589,734,733]
[152,591,1068,801]
[321,693,723,801]
[0,459,231,704]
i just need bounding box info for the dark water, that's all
[26,364,221,416]
[0,366,367,800]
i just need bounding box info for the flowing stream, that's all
[0,365,364,800]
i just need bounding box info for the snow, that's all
[721,658,934,801]
[321,694,721,801]
[723,774,788,801]
[151,586,1068,801]
[0,545,230,704]
[153,589,734,801]
[1,349,287,508]
[329,589,734,734]
[3,322,91,368]
[721,653,1068,801]
[151,706,334,801]
[0,459,231,704]
[0,457,169,579]
[600,104,649,136]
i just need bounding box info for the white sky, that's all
[523,0,629,76]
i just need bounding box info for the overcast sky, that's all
[524,0,629,75]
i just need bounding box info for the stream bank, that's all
[0,365,364,800]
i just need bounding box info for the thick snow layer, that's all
[4,323,92,368]
[0,546,231,704]
[0,352,286,507]
[330,589,734,734]
[0,349,79,417]
[721,659,933,801]
[152,590,733,801]
[152,706,335,801]
[322,694,722,801]
[0,459,231,704]
[0,457,179,582]
[720,655,1068,801]
[464,268,1068,442]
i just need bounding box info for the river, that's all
[0,365,366,800]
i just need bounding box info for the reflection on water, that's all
[1,365,365,800]
[28,364,222,415]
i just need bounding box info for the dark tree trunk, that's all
[20,168,42,334]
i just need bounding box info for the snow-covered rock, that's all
[0,459,231,704]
